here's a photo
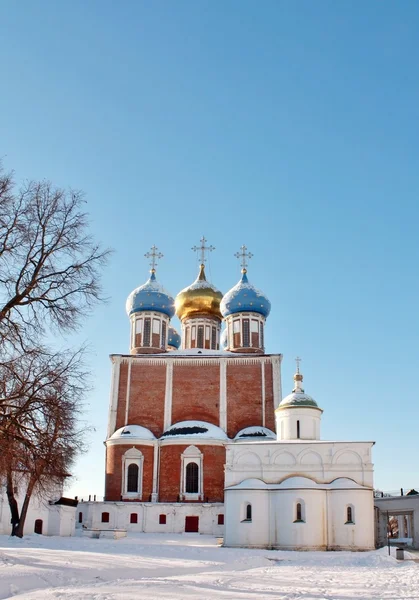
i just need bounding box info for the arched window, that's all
[130,513,138,524]
[78,512,83,523]
[34,519,43,534]
[122,448,144,499]
[185,462,199,493]
[346,505,355,524]
[127,463,139,493]
[101,512,110,523]
[294,500,305,522]
[246,503,252,521]
[297,420,300,439]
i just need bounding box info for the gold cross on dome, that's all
[234,245,253,271]
[192,236,215,264]
[145,245,163,272]
[295,356,302,373]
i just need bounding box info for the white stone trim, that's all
[219,358,227,431]
[107,356,121,439]
[124,360,132,425]
[180,445,203,501]
[261,361,266,427]
[272,355,282,410]
[106,437,156,448]
[151,442,159,502]
[163,362,173,430]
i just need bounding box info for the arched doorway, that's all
[34,519,43,534]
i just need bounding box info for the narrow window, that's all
[185,462,199,493]
[161,321,167,349]
[34,519,43,534]
[127,463,139,493]
[260,322,264,349]
[101,512,110,523]
[297,420,300,439]
[159,514,166,524]
[211,327,216,349]
[296,503,302,521]
[246,504,252,521]
[130,513,138,524]
[242,319,250,347]
[143,318,151,346]
[218,514,224,525]
[197,325,204,348]
[78,512,83,524]
[346,506,354,523]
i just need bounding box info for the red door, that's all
[185,516,199,532]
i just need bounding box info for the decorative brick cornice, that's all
[111,353,282,368]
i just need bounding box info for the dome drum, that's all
[130,310,169,355]
[224,312,266,354]
[181,316,221,350]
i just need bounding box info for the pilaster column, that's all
[272,355,282,409]
[106,356,121,439]
[219,358,227,431]
[261,360,266,427]
[124,360,132,425]
[151,442,159,502]
[164,362,173,430]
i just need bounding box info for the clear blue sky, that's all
[1,1,418,498]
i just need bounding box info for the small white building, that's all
[0,484,77,537]
[224,367,375,550]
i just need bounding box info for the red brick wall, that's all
[226,362,263,438]
[128,363,166,437]
[105,444,154,501]
[264,362,276,431]
[202,445,226,502]
[158,444,225,502]
[171,364,220,425]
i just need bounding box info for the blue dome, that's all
[220,272,271,318]
[220,328,228,349]
[167,326,181,349]
[126,271,175,318]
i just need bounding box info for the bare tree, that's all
[0,163,110,536]
[0,165,110,351]
[1,345,90,536]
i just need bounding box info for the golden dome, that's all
[175,264,223,321]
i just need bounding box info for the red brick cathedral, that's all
[104,240,282,530]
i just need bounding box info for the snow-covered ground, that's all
[0,533,418,599]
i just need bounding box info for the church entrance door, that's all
[185,516,199,532]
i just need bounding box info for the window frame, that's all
[293,499,306,523]
[345,504,355,524]
[180,445,203,501]
[241,502,252,522]
[121,448,144,500]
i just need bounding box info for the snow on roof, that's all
[110,425,156,441]
[161,420,228,440]
[229,478,268,489]
[234,426,276,441]
[227,476,370,491]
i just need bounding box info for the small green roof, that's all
[277,392,320,410]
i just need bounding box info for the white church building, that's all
[223,364,375,550]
